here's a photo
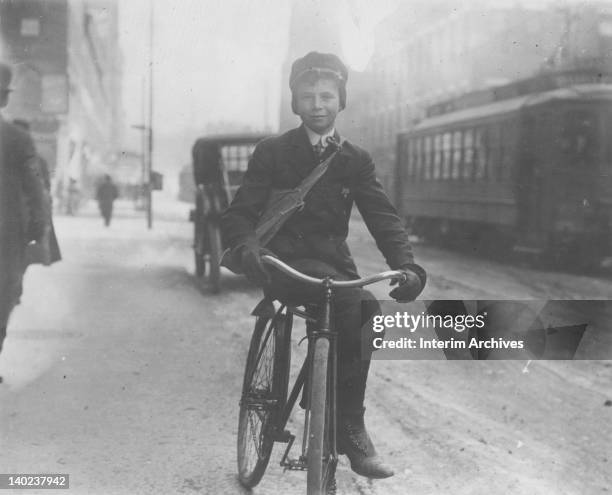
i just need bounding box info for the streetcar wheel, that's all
[207,222,222,293]
[307,338,336,495]
[237,311,289,488]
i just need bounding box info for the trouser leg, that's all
[265,259,381,413]
[334,288,380,414]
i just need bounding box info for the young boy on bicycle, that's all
[222,51,426,479]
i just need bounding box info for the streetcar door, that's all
[550,106,605,253]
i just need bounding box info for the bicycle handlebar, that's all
[261,255,407,288]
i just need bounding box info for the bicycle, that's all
[236,255,406,494]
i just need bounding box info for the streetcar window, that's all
[424,135,432,180]
[463,128,474,179]
[488,125,502,181]
[402,139,409,176]
[415,138,422,179]
[433,134,442,179]
[407,139,414,176]
[500,121,516,181]
[558,110,598,164]
[442,132,452,179]
[474,128,487,180]
[452,130,462,179]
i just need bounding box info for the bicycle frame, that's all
[273,280,338,475]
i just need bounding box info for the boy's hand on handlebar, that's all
[240,239,274,287]
[389,264,426,302]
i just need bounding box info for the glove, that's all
[239,238,273,287]
[389,263,426,302]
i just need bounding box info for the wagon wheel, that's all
[207,220,223,294]
[194,216,206,278]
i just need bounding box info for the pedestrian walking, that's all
[96,174,119,226]
[0,62,48,371]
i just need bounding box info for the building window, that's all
[20,18,41,37]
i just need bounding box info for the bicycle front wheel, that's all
[307,337,336,495]
[237,309,290,488]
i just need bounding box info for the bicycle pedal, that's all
[275,429,293,443]
[281,457,307,471]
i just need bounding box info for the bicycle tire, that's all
[307,337,336,495]
[207,221,222,293]
[237,310,290,488]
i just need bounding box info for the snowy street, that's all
[0,200,610,494]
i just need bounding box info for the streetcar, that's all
[190,133,269,292]
[396,69,612,266]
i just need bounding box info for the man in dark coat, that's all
[13,119,61,267]
[96,174,119,226]
[222,52,426,478]
[0,62,47,361]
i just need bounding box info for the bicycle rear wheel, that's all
[237,308,290,488]
[307,337,337,495]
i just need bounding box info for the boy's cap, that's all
[289,51,348,89]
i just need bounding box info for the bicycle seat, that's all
[250,297,276,318]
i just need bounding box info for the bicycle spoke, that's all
[237,312,289,488]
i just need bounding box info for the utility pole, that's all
[141,75,147,209]
[146,0,154,229]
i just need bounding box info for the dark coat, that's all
[221,125,416,278]
[0,117,47,317]
[96,181,118,213]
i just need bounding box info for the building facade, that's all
[348,1,612,199]
[0,0,123,203]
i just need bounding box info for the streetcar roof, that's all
[408,83,612,134]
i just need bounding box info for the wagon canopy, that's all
[191,134,269,186]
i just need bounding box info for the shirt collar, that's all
[304,125,336,148]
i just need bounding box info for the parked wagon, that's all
[190,133,269,292]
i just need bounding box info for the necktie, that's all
[313,138,324,161]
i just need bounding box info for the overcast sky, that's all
[118,0,604,177]
[119,0,291,150]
